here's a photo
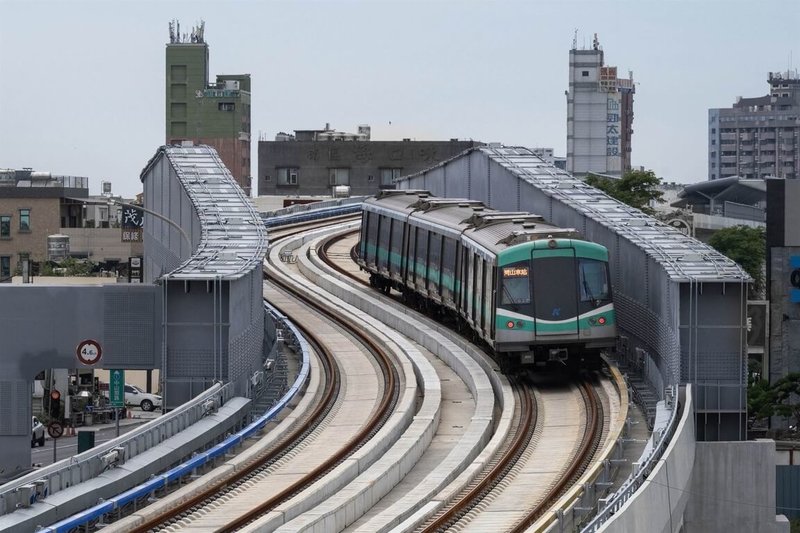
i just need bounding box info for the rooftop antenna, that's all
[572,29,578,50]
[593,33,600,51]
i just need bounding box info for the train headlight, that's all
[506,321,515,329]
[598,316,606,325]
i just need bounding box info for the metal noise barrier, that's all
[37,302,311,533]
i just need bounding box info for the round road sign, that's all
[47,421,64,439]
[76,339,102,365]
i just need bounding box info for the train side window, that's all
[377,214,390,270]
[416,228,428,284]
[429,233,442,291]
[407,226,417,283]
[390,217,403,270]
[367,212,380,265]
[359,211,368,258]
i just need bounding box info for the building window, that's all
[711,128,716,134]
[19,209,30,232]
[329,168,350,186]
[264,174,271,182]
[582,70,589,77]
[276,167,298,186]
[0,216,10,238]
[0,256,9,278]
[379,168,402,186]
[711,140,716,145]
[218,102,235,112]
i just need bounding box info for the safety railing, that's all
[0,382,234,516]
[38,303,309,533]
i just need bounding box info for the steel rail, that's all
[510,377,603,533]
[420,377,536,531]
[131,298,340,533]
[216,234,399,531]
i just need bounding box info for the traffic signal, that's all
[49,390,61,420]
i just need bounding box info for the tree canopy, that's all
[708,225,765,293]
[584,169,665,215]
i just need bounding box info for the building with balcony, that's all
[165,21,252,194]
[566,34,635,178]
[258,124,481,197]
[708,70,800,180]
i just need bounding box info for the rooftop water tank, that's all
[47,234,70,261]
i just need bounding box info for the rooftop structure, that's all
[708,70,800,180]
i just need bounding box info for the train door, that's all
[531,248,578,336]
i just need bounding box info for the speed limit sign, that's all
[76,339,102,365]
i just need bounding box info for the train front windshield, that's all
[499,263,531,307]
[578,259,610,303]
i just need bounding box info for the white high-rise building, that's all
[566,34,635,178]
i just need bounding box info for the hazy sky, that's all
[1,0,797,197]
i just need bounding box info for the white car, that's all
[124,384,162,412]
[31,416,45,447]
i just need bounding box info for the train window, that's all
[429,233,442,287]
[367,212,380,264]
[578,259,610,302]
[377,215,390,270]
[416,228,428,281]
[390,218,403,264]
[359,211,368,258]
[500,262,531,305]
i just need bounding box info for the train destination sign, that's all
[503,267,529,277]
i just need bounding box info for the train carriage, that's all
[358,190,616,371]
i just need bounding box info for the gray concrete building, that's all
[257,124,481,197]
[708,70,800,180]
[566,34,634,178]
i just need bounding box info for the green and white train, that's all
[357,190,616,371]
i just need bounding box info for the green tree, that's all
[708,225,765,294]
[585,169,665,215]
[771,373,800,424]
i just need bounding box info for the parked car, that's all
[31,416,45,447]
[124,384,162,412]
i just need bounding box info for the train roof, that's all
[462,213,578,255]
[365,190,585,256]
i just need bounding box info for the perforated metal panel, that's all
[0,381,30,435]
[103,287,160,368]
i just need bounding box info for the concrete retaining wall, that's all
[685,440,788,533]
